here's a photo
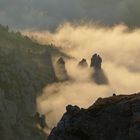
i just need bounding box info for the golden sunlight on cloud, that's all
[23,22,140,128]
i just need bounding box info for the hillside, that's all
[48,92,140,140]
[0,24,62,140]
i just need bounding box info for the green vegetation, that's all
[0,24,61,140]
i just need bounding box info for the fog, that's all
[25,23,140,128]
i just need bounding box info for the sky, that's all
[0,0,140,30]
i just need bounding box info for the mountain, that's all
[0,24,64,140]
[48,92,140,140]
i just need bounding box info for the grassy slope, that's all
[0,25,60,140]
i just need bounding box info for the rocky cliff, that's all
[48,92,140,140]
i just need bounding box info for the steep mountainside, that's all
[0,24,62,140]
[48,92,140,140]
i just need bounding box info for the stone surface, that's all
[48,92,140,140]
[90,53,102,69]
[78,59,88,68]
[90,54,108,85]
[55,57,69,82]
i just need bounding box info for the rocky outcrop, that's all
[78,59,88,68]
[90,54,102,69]
[90,54,108,85]
[48,92,140,140]
[55,57,69,82]
[35,112,48,129]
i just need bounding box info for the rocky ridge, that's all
[48,92,140,140]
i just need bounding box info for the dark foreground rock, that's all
[48,92,140,140]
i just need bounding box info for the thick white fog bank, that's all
[24,23,140,128]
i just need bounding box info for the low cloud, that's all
[25,22,140,128]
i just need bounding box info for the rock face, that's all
[90,54,108,85]
[35,112,48,129]
[55,57,69,82]
[48,92,140,140]
[90,54,102,69]
[78,59,88,68]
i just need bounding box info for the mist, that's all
[25,22,140,128]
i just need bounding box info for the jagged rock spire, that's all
[55,57,69,82]
[90,53,102,69]
[78,58,88,68]
[57,57,65,65]
[90,53,108,85]
[35,112,48,129]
